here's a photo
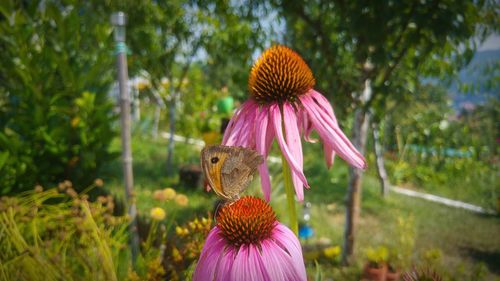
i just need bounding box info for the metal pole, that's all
[111,11,140,264]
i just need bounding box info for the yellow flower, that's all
[58,182,67,191]
[63,180,73,188]
[163,187,176,200]
[175,226,189,236]
[94,178,104,187]
[150,207,166,221]
[175,194,189,207]
[153,190,167,201]
[66,188,77,198]
[323,246,341,258]
[172,247,182,263]
[136,80,150,91]
[175,226,184,236]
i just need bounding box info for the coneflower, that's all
[222,45,366,202]
[193,196,306,281]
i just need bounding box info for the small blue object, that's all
[114,42,131,55]
[299,225,314,239]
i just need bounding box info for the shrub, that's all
[0,1,117,193]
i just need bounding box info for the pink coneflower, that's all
[222,45,366,201]
[193,196,306,281]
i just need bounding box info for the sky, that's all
[478,34,500,51]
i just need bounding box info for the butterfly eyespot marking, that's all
[211,157,219,164]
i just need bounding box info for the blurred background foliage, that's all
[0,0,267,193]
[0,0,117,192]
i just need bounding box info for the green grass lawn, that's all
[103,135,500,280]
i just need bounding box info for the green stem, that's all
[281,154,298,235]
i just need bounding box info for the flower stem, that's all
[281,153,298,235]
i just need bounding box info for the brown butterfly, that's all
[201,145,264,202]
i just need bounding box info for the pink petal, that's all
[215,246,238,281]
[233,105,258,148]
[261,105,276,157]
[195,224,306,281]
[222,100,249,144]
[309,90,337,125]
[270,104,309,189]
[283,102,305,201]
[272,224,307,280]
[307,91,338,167]
[223,100,259,147]
[300,94,367,169]
[255,107,274,201]
[230,244,271,281]
[259,224,307,281]
[193,228,229,281]
[301,109,317,143]
[323,142,336,168]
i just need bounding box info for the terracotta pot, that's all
[363,263,387,281]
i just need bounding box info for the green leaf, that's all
[0,151,9,170]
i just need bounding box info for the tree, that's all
[274,0,498,264]
[110,0,266,173]
[0,0,117,193]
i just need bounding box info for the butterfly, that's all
[201,145,264,202]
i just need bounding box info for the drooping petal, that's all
[300,94,367,169]
[283,102,305,200]
[234,103,259,148]
[308,90,337,123]
[323,142,336,168]
[261,105,276,157]
[308,90,337,165]
[222,100,253,144]
[301,109,317,143]
[255,107,274,201]
[270,104,309,188]
[223,100,259,147]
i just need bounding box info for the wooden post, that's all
[112,11,140,264]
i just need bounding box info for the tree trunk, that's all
[342,108,370,265]
[372,122,391,197]
[152,105,161,139]
[166,92,176,175]
[132,86,140,122]
[342,79,372,265]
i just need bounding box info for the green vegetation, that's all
[102,136,500,280]
[0,188,129,281]
[0,0,117,193]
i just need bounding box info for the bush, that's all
[0,1,117,193]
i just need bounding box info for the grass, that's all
[102,134,500,280]
[384,155,499,210]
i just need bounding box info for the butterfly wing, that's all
[201,146,231,200]
[221,146,264,200]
